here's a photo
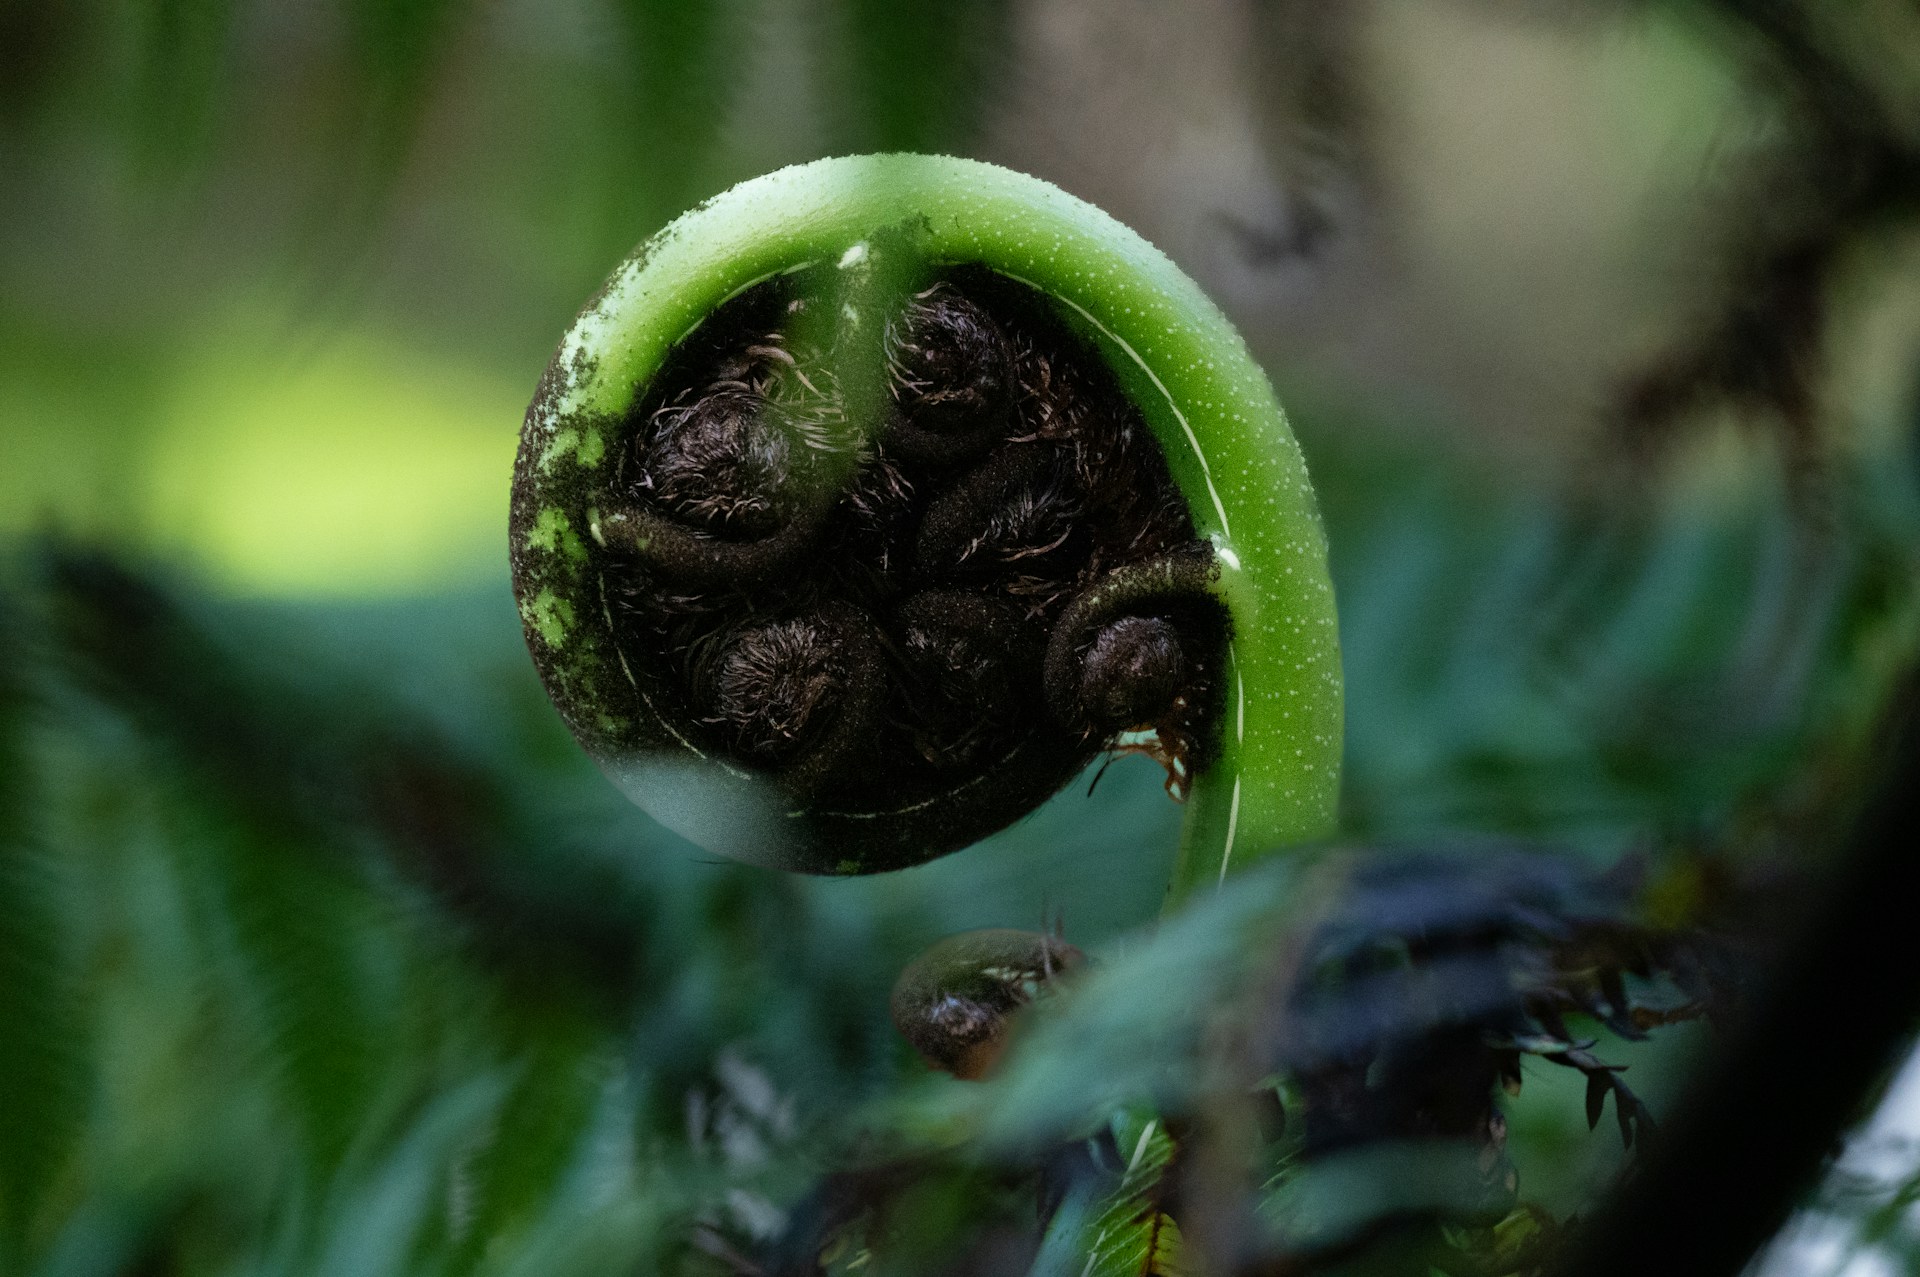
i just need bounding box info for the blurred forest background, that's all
[4,0,1920,1273]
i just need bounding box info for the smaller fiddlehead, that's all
[890,928,1085,1080]
[1044,552,1225,798]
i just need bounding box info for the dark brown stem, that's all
[598,500,833,590]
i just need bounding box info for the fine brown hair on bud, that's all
[697,603,887,801]
[640,388,798,538]
[1042,552,1227,794]
[884,283,1018,465]
[704,614,842,760]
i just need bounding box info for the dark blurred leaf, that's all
[1615,1081,1639,1152]
[1262,1142,1506,1258]
[1584,1072,1607,1133]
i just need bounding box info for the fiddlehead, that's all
[889,928,1085,1080]
[511,154,1342,886]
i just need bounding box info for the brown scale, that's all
[603,264,1226,815]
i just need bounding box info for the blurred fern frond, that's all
[7,395,1918,1272]
[1037,1110,1187,1277]
[0,607,88,1269]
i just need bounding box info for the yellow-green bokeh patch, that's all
[139,326,523,596]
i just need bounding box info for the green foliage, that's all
[3,406,1916,1272]
[1033,1110,1186,1277]
[0,550,1182,1273]
[1305,417,1920,853]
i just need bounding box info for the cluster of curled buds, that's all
[510,155,1342,896]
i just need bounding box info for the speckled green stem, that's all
[511,153,1342,899]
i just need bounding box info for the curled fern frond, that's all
[511,155,1342,879]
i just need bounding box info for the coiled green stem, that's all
[511,154,1342,897]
